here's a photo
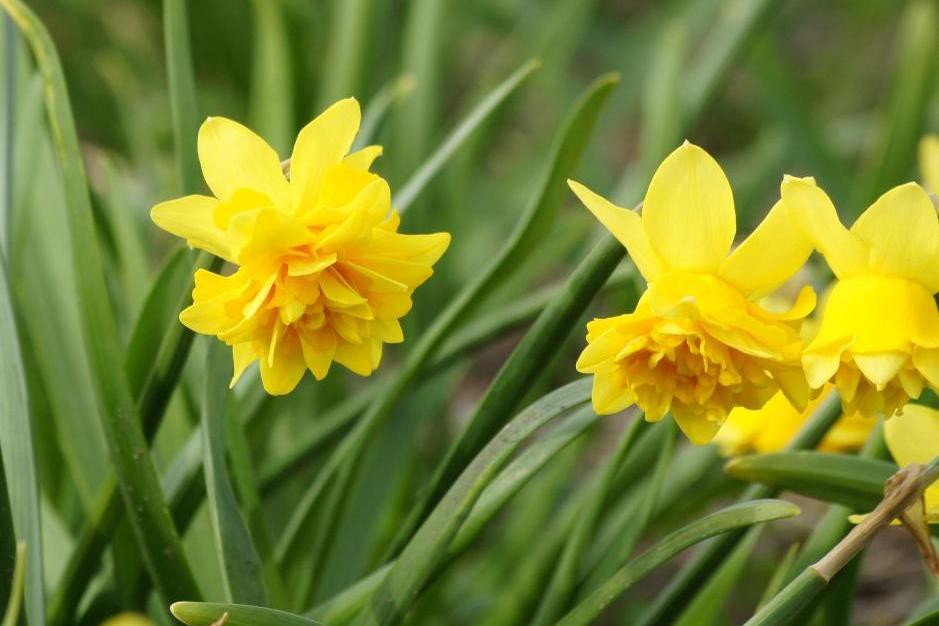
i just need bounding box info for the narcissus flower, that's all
[152,98,450,395]
[99,614,154,626]
[714,387,873,456]
[570,142,816,444]
[782,177,939,417]
[883,403,939,523]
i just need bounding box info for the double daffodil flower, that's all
[570,142,816,444]
[152,99,450,395]
[782,177,939,417]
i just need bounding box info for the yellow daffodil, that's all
[569,142,816,444]
[152,98,450,395]
[714,386,873,456]
[782,177,939,417]
[920,134,939,194]
[883,403,939,523]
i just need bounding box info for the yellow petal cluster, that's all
[782,177,939,417]
[152,99,450,395]
[570,142,816,444]
[714,387,873,456]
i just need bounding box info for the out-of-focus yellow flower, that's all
[569,142,816,444]
[714,386,873,455]
[152,99,450,395]
[884,403,939,523]
[782,177,939,417]
[920,134,939,194]
[99,614,154,626]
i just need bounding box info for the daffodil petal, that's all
[568,180,664,280]
[258,331,306,395]
[343,145,383,171]
[853,352,907,389]
[230,343,255,388]
[198,116,289,208]
[719,199,813,297]
[672,411,723,446]
[151,195,232,261]
[642,142,736,272]
[290,98,361,214]
[913,347,939,388]
[781,175,868,278]
[884,404,939,511]
[850,183,939,292]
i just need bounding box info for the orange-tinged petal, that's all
[642,142,736,273]
[568,180,664,280]
[198,116,289,208]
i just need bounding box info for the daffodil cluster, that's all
[152,99,449,395]
[571,141,939,444]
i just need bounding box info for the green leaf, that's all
[274,73,617,602]
[356,74,415,150]
[724,452,896,511]
[854,0,938,210]
[557,500,802,626]
[673,525,764,626]
[393,59,540,212]
[201,340,266,604]
[171,601,324,626]
[356,378,592,625]
[0,264,42,624]
[249,0,293,155]
[531,416,655,626]
[741,569,827,626]
[392,73,621,553]
[758,542,801,608]
[1,14,13,253]
[318,0,372,110]
[633,394,843,626]
[1,0,199,605]
[0,541,24,626]
[163,0,201,194]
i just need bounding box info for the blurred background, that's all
[2,0,937,624]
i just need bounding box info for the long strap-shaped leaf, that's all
[202,341,267,604]
[0,0,200,605]
[725,451,898,512]
[357,378,592,626]
[556,500,802,626]
[171,601,324,626]
[274,69,614,599]
[0,259,42,624]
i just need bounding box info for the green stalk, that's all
[1,0,200,605]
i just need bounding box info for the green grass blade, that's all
[724,452,896,511]
[0,542,24,626]
[855,0,937,210]
[742,569,828,626]
[0,261,42,624]
[390,74,620,552]
[357,378,592,625]
[355,75,415,150]
[163,0,201,194]
[1,13,13,254]
[318,0,371,110]
[274,73,617,598]
[557,500,802,626]
[633,393,843,626]
[393,59,541,212]
[202,341,266,604]
[0,0,200,605]
[0,451,13,612]
[673,525,764,626]
[531,416,653,626]
[758,542,801,608]
[171,602,324,626]
[249,0,293,154]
